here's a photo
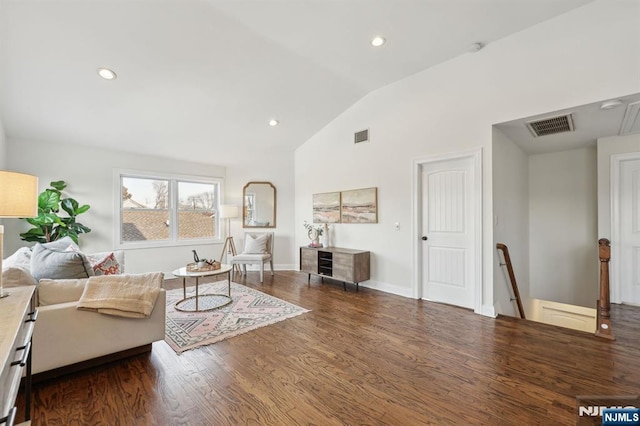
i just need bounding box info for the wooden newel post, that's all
[595,238,614,340]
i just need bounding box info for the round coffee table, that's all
[172,264,233,312]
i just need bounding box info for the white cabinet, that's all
[0,286,36,426]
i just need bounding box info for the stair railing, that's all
[496,243,526,319]
[595,238,615,340]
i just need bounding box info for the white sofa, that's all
[32,284,166,376]
[2,241,166,379]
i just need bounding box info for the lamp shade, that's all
[219,204,240,219]
[0,171,38,218]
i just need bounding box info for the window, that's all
[116,171,222,248]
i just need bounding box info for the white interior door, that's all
[620,158,640,305]
[421,156,475,309]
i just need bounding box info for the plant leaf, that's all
[38,190,60,211]
[21,228,45,237]
[61,198,79,216]
[50,181,67,191]
[41,213,65,225]
[75,204,90,215]
[19,232,46,243]
[70,223,91,233]
[54,228,79,244]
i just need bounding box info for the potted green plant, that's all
[20,180,91,244]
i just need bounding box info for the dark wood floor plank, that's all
[17,270,640,425]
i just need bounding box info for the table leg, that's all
[227,270,231,297]
[195,277,199,311]
[182,277,186,299]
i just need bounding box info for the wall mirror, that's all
[243,181,276,228]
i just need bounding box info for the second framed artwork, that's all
[312,187,378,224]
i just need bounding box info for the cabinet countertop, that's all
[300,246,369,255]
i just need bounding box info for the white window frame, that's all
[114,169,224,249]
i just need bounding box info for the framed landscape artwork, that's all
[312,191,341,223]
[341,187,377,223]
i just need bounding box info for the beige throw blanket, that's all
[77,272,163,318]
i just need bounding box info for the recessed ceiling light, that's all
[269,119,279,127]
[97,67,117,80]
[371,36,386,47]
[600,100,624,110]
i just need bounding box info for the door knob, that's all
[421,236,428,240]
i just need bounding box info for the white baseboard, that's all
[480,304,497,318]
[358,280,414,298]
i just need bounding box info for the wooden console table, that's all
[0,286,36,426]
[300,246,370,291]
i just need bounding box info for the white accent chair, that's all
[229,232,274,282]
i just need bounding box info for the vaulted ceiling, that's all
[0,0,594,165]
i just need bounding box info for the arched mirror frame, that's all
[242,181,276,228]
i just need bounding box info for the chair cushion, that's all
[243,234,270,254]
[231,253,271,261]
[30,243,95,281]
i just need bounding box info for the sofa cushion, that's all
[30,243,94,281]
[2,266,38,288]
[38,278,89,306]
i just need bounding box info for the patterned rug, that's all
[165,281,309,353]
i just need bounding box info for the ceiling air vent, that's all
[354,129,369,144]
[525,113,575,137]
[619,101,640,136]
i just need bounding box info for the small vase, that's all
[321,232,330,248]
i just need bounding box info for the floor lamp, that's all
[0,171,38,298]
[218,204,241,272]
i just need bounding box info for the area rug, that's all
[165,281,309,353]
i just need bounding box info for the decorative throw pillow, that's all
[3,247,32,270]
[30,243,94,281]
[38,278,89,306]
[43,236,79,252]
[243,234,269,254]
[90,252,121,276]
[88,250,125,273]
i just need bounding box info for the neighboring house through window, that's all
[115,170,222,248]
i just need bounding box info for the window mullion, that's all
[170,179,178,242]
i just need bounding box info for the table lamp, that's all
[218,204,240,270]
[0,171,38,298]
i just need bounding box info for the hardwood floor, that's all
[17,271,640,425]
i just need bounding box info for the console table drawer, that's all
[0,286,36,424]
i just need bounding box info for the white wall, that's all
[226,153,296,270]
[0,118,5,168]
[5,138,296,274]
[597,133,640,238]
[492,127,529,317]
[529,147,598,308]
[294,0,640,311]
